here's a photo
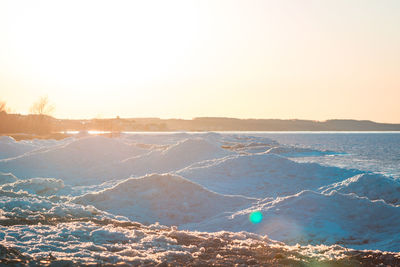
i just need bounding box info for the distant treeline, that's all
[177,117,400,131]
[0,112,54,134]
[1,112,400,134]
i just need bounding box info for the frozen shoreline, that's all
[1,132,399,264]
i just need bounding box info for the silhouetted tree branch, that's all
[0,100,9,114]
[29,96,55,115]
[29,96,55,134]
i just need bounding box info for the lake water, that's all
[238,132,400,179]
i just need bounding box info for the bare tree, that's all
[0,101,7,113]
[29,96,55,134]
[29,96,55,115]
[0,100,13,114]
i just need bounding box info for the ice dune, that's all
[0,136,148,184]
[178,153,361,198]
[0,136,74,161]
[219,135,276,153]
[320,173,400,205]
[0,189,122,222]
[121,137,230,169]
[265,146,339,157]
[222,142,274,154]
[92,137,233,181]
[0,178,68,196]
[184,190,400,251]
[222,133,277,144]
[0,136,38,159]
[123,132,279,154]
[0,172,18,185]
[123,132,193,145]
[219,136,336,157]
[0,174,119,197]
[124,131,260,144]
[0,136,233,186]
[24,138,74,149]
[161,137,229,159]
[74,173,254,226]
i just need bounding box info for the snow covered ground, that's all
[0,132,399,265]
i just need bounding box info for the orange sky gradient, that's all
[0,0,399,123]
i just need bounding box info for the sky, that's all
[0,0,399,122]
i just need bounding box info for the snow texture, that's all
[0,132,400,264]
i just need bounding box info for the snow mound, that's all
[0,136,37,159]
[320,173,400,205]
[74,173,253,225]
[0,172,18,185]
[222,142,274,153]
[223,134,278,145]
[0,178,68,196]
[220,135,278,153]
[0,136,147,185]
[0,136,17,143]
[98,137,233,179]
[124,132,228,145]
[124,132,193,145]
[21,137,71,147]
[162,137,229,161]
[0,191,122,222]
[187,190,400,251]
[178,153,361,198]
[65,135,134,152]
[266,146,338,157]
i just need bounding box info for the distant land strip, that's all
[1,112,400,134]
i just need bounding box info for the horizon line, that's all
[6,112,400,125]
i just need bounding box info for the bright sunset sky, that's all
[0,0,399,122]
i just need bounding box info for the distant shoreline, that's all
[2,113,400,136]
[51,117,400,132]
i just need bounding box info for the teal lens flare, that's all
[249,211,263,224]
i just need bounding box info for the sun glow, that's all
[1,0,400,122]
[3,1,201,89]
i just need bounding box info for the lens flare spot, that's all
[249,211,263,224]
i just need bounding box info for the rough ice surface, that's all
[2,221,375,266]
[0,132,399,265]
